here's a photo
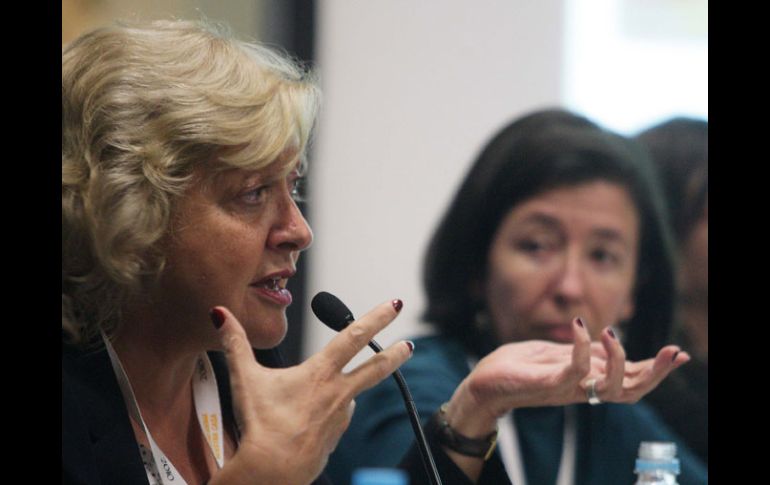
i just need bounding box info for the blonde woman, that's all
[62,20,414,485]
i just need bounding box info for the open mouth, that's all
[251,275,293,306]
[255,277,286,291]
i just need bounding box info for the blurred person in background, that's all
[329,109,708,485]
[636,117,708,464]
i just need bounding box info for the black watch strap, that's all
[428,402,498,460]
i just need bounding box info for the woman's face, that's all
[484,181,639,343]
[154,160,313,349]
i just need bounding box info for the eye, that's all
[590,247,621,268]
[515,238,552,255]
[240,185,270,205]
[518,240,544,252]
[290,175,306,203]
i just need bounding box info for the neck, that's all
[110,307,204,422]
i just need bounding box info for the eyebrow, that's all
[519,213,632,247]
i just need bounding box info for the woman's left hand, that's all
[443,317,690,439]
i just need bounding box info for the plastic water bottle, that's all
[634,441,680,484]
[352,468,409,485]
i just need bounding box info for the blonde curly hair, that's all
[62,19,320,346]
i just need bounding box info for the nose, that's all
[552,247,585,307]
[270,193,314,252]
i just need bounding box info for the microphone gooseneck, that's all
[311,291,443,485]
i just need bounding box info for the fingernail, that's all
[405,340,415,354]
[210,308,225,329]
[392,299,403,312]
[576,317,584,328]
[671,351,680,363]
[607,328,616,339]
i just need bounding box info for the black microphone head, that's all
[311,291,355,332]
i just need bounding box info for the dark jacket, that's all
[328,335,709,485]
[62,343,333,485]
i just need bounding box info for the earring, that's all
[474,309,491,331]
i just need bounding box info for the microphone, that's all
[311,292,442,485]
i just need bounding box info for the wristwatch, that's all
[428,402,498,460]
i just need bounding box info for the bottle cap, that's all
[638,441,677,460]
[635,441,680,474]
[352,468,409,485]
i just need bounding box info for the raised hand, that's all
[209,301,413,485]
[443,317,690,439]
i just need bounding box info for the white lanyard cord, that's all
[497,406,576,485]
[102,333,225,484]
[466,356,577,485]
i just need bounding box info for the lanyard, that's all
[466,357,576,485]
[102,333,225,485]
[497,406,576,485]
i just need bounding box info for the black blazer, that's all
[62,343,333,485]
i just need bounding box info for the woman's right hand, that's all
[208,301,413,485]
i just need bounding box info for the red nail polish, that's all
[671,351,680,363]
[210,308,225,329]
[576,317,584,328]
[392,299,403,312]
[406,340,415,353]
[607,328,616,339]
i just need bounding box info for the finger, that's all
[210,306,262,428]
[566,317,592,380]
[589,356,607,375]
[590,341,609,360]
[593,327,626,400]
[318,299,403,370]
[623,347,691,377]
[622,346,689,400]
[344,340,414,395]
[647,346,690,384]
[621,358,654,377]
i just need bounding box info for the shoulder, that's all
[62,343,150,485]
[401,335,471,381]
[354,335,471,418]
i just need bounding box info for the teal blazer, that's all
[328,335,708,485]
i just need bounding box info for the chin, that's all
[246,318,288,349]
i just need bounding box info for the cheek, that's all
[484,259,542,332]
[591,278,636,333]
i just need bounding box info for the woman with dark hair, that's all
[636,117,708,463]
[328,109,707,485]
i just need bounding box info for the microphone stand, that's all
[311,292,443,485]
[366,340,443,485]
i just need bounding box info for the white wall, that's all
[563,0,708,134]
[303,0,566,364]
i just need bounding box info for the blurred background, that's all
[62,0,708,365]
